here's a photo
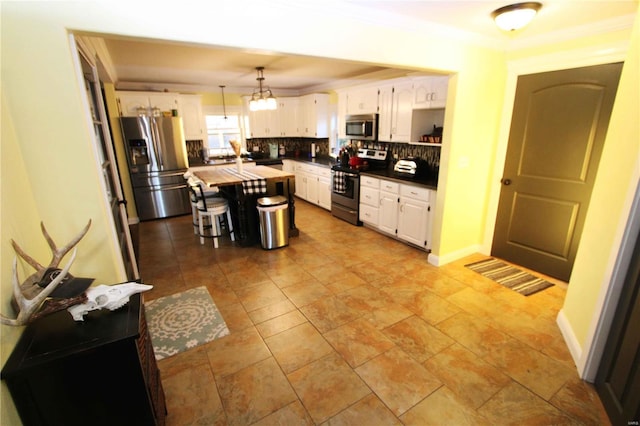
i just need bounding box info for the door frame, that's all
[582,182,640,381]
[71,35,140,280]
[482,39,631,379]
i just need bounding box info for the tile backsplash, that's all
[186,139,204,158]
[338,139,441,169]
[247,138,330,157]
[217,137,440,170]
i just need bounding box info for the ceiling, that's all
[99,1,638,94]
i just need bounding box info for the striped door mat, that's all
[465,258,554,296]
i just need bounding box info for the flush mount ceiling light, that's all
[491,2,542,31]
[249,67,277,111]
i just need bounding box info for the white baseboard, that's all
[428,244,483,266]
[128,217,140,225]
[556,309,586,378]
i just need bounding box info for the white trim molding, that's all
[556,309,583,368]
[428,244,483,266]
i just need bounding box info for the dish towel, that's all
[242,179,267,195]
[223,168,267,195]
[333,171,347,194]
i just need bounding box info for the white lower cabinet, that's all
[295,170,308,199]
[359,176,380,226]
[306,174,319,205]
[360,175,435,250]
[317,176,331,210]
[294,162,331,211]
[282,159,295,173]
[397,185,431,248]
[378,180,400,235]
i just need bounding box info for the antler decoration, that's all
[1,220,92,326]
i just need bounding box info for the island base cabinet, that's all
[1,293,166,426]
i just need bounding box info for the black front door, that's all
[492,63,623,281]
[595,227,640,424]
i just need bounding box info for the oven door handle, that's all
[332,171,359,179]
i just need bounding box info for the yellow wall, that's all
[202,92,245,107]
[434,47,507,257]
[1,1,637,423]
[561,8,640,348]
[0,91,42,425]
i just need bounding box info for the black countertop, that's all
[281,155,336,168]
[285,155,438,190]
[361,169,438,190]
[190,155,437,190]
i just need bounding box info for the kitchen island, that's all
[192,164,294,188]
[188,165,297,246]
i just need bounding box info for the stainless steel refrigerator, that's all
[120,116,191,221]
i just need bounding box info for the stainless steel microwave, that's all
[345,114,378,141]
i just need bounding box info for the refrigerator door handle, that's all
[150,117,164,168]
[146,184,187,191]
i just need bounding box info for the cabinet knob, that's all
[501,178,512,186]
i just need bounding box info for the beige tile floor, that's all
[138,199,610,425]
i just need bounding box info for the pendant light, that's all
[249,67,277,111]
[219,85,228,120]
[491,2,542,32]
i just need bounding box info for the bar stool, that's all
[186,177,222,235]
[188,183,235,248]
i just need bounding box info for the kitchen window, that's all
[204,106,246,156]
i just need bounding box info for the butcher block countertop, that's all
[189,165,294,188]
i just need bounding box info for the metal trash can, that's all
[256,196,289,249]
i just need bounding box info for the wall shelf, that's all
[409,141,442,146]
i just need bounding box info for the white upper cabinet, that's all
[413,76,449,109]
[245,94,328,139]
[345,86,379,115]
[299,94,329,138]
[389,81,413,143]
[250,108,279,138]
[117,91,179,117]
[277,97,299,137]
[377,84,393,142]
[339,75,449,143]
[244,96,279,138]
[178,94,205,140]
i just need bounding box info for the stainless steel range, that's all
[331,148,389,225]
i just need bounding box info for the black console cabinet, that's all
[1,293,166,426]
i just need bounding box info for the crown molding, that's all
[114,81,302,96]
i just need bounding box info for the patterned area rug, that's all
[465,258,554,296]
[145,286,230,360]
